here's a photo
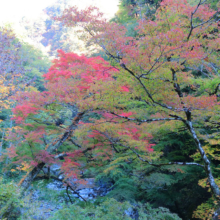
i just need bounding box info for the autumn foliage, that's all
[0,28,28,110]
[4,0,220,218]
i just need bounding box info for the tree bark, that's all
[184,111,220,198]
[183,111,220,219]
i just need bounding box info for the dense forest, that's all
[0,0,219,219]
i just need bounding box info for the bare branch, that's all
[98,130,204,168]
[47,111,86,153]
[171,68,183,98]
[186,0,218,40]
[109,111,184,123]
[34,174,87,202]
[66,183,87,202]
[119,62,178,111]
[54,153,68,159]
[194,12,218,29]
[66,186,74,204]
[119,143,204,168]
[69,139,83,148]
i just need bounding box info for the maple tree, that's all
[54,0,220,216]
[2,0,220,218]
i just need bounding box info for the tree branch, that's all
[183,112,220,199]
[46,112,86,153]
[34,174,87,202]
[109,111,183,123]
[119,143,204,168]
[97,131,204,168]
[186,0,218,40]
[69,139,82,148]
[66,185,74,204]
[120,62,179,111]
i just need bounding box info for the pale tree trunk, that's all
[184,110,220,219]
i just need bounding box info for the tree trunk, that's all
[184,111,220,219]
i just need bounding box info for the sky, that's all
[0,0,119,24]
[0,0,119,54]
[0,0,54,23]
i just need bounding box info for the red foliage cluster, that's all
[12,105,39,123]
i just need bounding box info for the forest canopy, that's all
[0,0,219,219]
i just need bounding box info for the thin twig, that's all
[66,185,73,204]
[109,111,183,123]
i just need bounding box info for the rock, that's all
[46,180,64,191]
[42,164,63,177]
[24,165,114,219]
[66,178,113,200]
[125,206,139,220]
